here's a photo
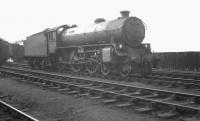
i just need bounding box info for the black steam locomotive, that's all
[24,11,152,77]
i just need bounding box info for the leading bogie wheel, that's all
[101,63,111,76]
[57,63,65,71]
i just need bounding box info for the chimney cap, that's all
[120,11,130,17]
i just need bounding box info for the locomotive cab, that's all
[45,25,70,54]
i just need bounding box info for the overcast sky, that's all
[0,0,199,52]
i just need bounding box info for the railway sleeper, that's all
[156,110,178,118]
[101,98,118,104]
[89,95,103,100]
[102,86,116,90]
[180,116,200,121]
[77,89,90,97]
[113,88,129,93]
[78,93,90,97]
[135,102,155,113]
[57,87,71,92]
[127,89,143,95]
[49,85,61,89]
[141,92,159,98]
[160,94,176,101]
[115,102,133,108]
[153,104,178,118]
[41,83,54,88]
[88,90,105,99]
[66,90,79,95]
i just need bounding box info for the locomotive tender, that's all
[24,11,152,77]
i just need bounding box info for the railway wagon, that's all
[24,11,152,77]
[0,38,10,65]
[9,43,24,62]
[154,52,200,71]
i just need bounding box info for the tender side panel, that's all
[24,33,48,57]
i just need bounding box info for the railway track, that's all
[139,69,200,90]
[4,65,200,91]
[6,63,200,93]
[6,62,30,68]
[0,99,39,121]
[132,75,200,92]
[7,62,200,90]
[152,69,200,80]
[7,63,200,91]
[2,65,200,92]
[0,66,200,120]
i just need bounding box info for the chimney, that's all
[120,11,130,18]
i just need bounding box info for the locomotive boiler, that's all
[24,11,152,77]
[61,11,144,47]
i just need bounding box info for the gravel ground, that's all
[0,75,175,121]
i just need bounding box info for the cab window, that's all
[47,32,56,41]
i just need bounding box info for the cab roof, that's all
[45,24,69,32]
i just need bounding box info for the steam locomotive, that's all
[24,11,152,77]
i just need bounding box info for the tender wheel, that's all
[57,63,65,71]
[71,64,82,72]
[120,62,132,78]
[34,60,41,69]
[86,61,99,74]
[28,60,35,68]
[101,63,110,76]
[41,59,50,69]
